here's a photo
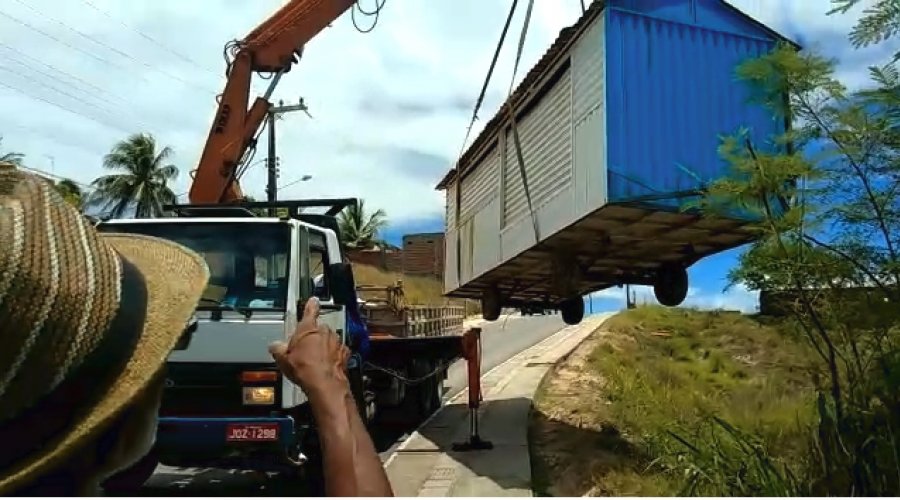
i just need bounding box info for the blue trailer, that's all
[438,0,796,324]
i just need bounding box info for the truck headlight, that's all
[242,386,276,405]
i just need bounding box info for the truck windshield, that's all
[98,222,291,312]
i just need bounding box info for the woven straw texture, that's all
[0,166,209,493]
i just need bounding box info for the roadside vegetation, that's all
[530,306,816,496]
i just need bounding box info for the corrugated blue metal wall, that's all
[604,0,786,213]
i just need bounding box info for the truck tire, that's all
[101,449,159,493]
[421,375,443,416]
[654,264,688,307]
[560,297,584,325]
[482,288,501,321]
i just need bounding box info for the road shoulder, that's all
[384,313,612,497]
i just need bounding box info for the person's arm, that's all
[270,298,393,497]
[345,392,394,496]
[305,383,359,496]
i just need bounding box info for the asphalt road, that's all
[133,313,566,496]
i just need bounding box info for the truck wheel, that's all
[481,288,501,321]
[654,264,688,307]
[423,376,443,415]
[101,449,158,493]
[560,297,584,325]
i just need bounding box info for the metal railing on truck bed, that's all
[356,280,463,338]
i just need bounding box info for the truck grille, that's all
[160,362,281,417]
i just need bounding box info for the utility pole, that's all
[265,97,312,205]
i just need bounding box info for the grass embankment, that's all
[530,306,816,496]
[352,264,478,313]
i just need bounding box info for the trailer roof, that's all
[435,0,798,191]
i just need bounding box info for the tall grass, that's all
[536,306,817,495]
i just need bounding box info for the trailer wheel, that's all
[560,297,584,325]
[654,264,688,307]
[481,288,501,321]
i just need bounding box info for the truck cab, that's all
[96,202,357,488]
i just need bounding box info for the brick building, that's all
[402,232,445,278]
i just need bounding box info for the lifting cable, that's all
[453,0,521,286]
[352,0,386,33]
[506,0,542,244]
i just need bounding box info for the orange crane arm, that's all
[189,0,356,204]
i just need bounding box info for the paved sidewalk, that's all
[384,313,612,497]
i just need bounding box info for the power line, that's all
[2,123,110,157]
[0,64,111,115]
[0,54,129,115]
[0,41,123,102]
[7,0,217,96]
[0,64,153,132]
[0,9,144,75]
[77,0,220,77]
[0,78,136,135]
[15,164,95,192]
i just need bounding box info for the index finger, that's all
[298,296,320,330]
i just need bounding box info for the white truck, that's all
[96,199,467,491]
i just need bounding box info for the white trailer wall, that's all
[501,66,574,259]
[444,183,458,291]
[444,12,607,294]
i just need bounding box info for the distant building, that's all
[402,232,445,278]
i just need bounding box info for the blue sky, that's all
[1,0,897,314]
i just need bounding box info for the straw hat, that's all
[0,165,209,493]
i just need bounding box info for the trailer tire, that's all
[654,264,688,307]
[481,289,501,322]
[560,297,584,325]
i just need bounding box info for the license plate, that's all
[225,423,279,442]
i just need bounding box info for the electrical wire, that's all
[0,58,152,131]
[0,65,125,124]
[0,41,126,104]
[77,0,221,77]
[8,0,217,96]
[0,9,136,74]
[14,164,95,192]
[0,78,137,135]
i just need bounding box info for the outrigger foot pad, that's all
[452,436,494,451]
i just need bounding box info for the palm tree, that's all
[89,133,178,219]
[0,136,24,165]
[54,178,83,209]
[338,199,387,249]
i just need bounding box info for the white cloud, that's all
[0,0,894,225]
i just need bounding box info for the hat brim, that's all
[0,233,209,493]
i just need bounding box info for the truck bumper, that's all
[155,416,298,471]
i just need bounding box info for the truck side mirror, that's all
[328,262,356,306]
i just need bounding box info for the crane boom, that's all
[189,0,356,204]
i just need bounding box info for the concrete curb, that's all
[384,313,612,497]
